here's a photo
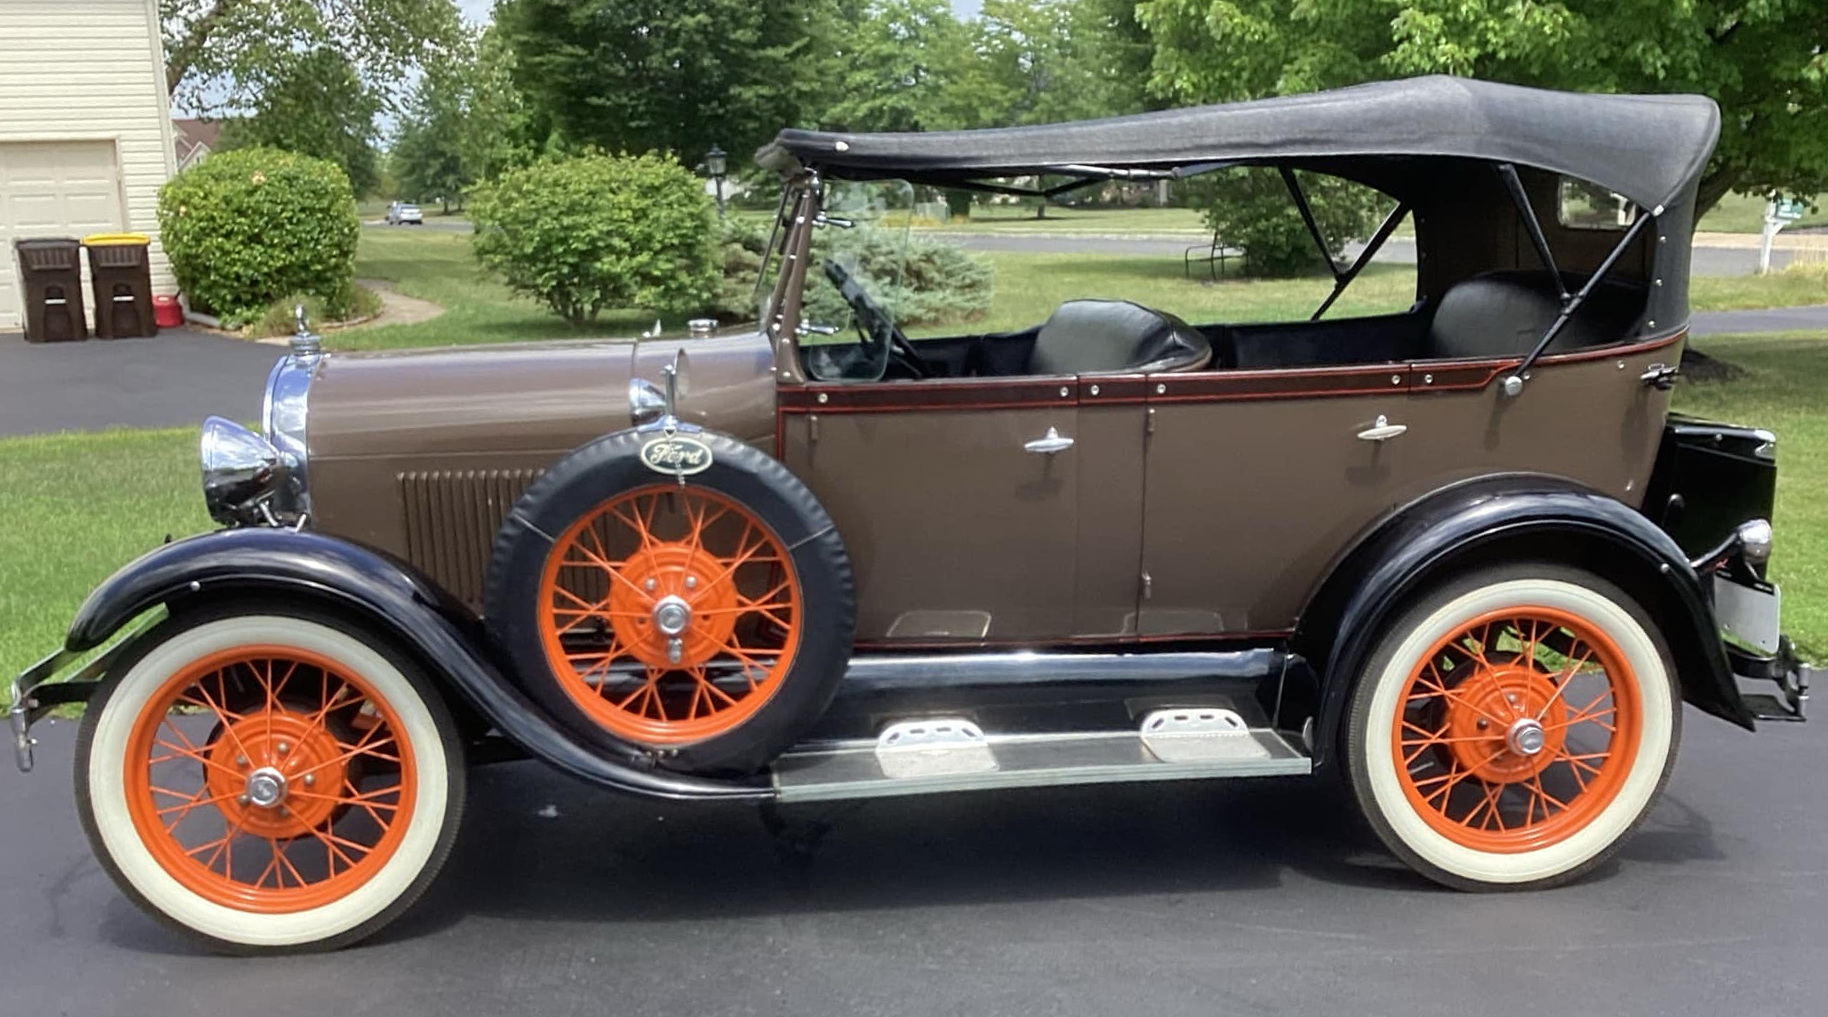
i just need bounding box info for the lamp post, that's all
[705,145,728,218]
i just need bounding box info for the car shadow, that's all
[375,764,1428,945]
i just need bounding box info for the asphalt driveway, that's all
[2,709,1821,1016]
[0,328,277,436]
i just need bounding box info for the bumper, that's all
[8,636,138,772]
[1729,635,1812,722]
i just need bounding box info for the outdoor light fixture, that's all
[706,144,728,217]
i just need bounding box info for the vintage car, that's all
[9,76,1813,952]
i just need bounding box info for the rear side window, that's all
[1558,177,1638,230]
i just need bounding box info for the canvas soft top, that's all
[758,76,1720,211]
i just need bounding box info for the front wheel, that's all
[1344,563,1680,890]
[74,605,466,953]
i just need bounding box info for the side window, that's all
[1558,177,1638,230]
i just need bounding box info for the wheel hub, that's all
[244,766,288,808]
[206,708,348,838]
[1443,663,1568,783]
[608,543,738,669]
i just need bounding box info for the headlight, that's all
[201,416,285,526]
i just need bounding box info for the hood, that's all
[306,330,778,460]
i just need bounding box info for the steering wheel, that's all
[821,259,929,379]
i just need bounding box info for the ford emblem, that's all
[640,435,714,476]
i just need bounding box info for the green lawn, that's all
[920,206,1208,234]
[1697,192,1828,234]
[3,332,1825,686]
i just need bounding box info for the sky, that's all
[455,0,984,25]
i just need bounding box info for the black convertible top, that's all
[759,76,1720,210]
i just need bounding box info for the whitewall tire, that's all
[74,606,466,952]
[1344,564,1680,890]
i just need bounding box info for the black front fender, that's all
[67,528,769,801]
[1300,474,1750,767]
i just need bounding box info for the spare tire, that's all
[483,428,854,773]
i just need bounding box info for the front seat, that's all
[1027,299,1222,376]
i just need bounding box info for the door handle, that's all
[1024,427,1075,455]
[1356,415,1408,442]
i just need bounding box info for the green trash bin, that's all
[12,237,87,342]
[82,232,157,339]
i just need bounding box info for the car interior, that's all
[886,269,1649,380]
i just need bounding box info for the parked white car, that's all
[385,201,424,225]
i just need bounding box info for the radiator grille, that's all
[399,469,540,609]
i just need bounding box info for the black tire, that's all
[74,600,467,954]
[1342,562,1681,891]
[483,429,855,773]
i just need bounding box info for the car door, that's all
[777,374,1143,645]
[1137,364,1413,636]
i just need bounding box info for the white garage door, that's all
[0,140,126,331]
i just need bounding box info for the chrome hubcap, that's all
[1506,717,1547,757]
[244,766,288,809]
[652,594,692,636]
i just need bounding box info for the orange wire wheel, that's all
[536,484,803,745]
[121,645,416,913]
[1391,606,1643,853]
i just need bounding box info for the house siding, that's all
[0,0,177,330]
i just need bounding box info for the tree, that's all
[391,27,544,209]
[218,48,383,197]
[496,0,822,164]
[160,0,462,111]
[1135,0,1828,214]
[818,0,975,134]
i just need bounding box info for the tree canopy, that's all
[1136,0,1828,212]
[217,48,382,196]
[160,0,462,110]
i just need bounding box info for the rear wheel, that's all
[1344,564,1679,890]
[75,606,464,953]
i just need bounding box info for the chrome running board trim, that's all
[840,648,1279,690]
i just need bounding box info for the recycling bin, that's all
[12,237,87,342]
[82,232,157,338]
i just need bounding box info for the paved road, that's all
[0,328,277,437]
[2,711,1821,1016]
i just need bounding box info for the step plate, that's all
[772,726,1311,803]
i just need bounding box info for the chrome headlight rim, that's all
[201,416,285,526]
[261,352,316,519]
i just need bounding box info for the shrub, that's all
[808,227,994,328]
[245,282,383,339]
[1185,167,1384,277]
[710,216,771,321]
[468,152,716,326]
[157,148,361,326]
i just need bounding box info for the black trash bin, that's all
[12,237,87,342]
[82,233,157,339]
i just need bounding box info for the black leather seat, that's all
[1427,271,1646,359]
[1027,299,1221,376]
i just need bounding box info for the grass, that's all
[1697,192,1828,234]
[3,333,1825,687]
[921,206,1208,234]
[0,429,209,682]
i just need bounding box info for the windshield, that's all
[797,179,914,383]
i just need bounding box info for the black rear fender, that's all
[1296,474,1749,768]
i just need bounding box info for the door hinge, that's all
[1141,570,1153,600]
[1145,406,1156,436]
[808,413,819,442]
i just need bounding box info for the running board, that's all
[770,708,1311,803]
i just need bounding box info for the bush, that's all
[710,216,771,321]
[245,282,383,338]
[469,152,716,326]
[1186,168,1384,277]
[157,148,361,326]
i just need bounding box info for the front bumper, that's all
[1729,635,1812,722]
[1694,520,1812,722]
[8,613,158,772]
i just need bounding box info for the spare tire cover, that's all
[483,428,854,773]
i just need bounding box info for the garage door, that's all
[0,140,125,331]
